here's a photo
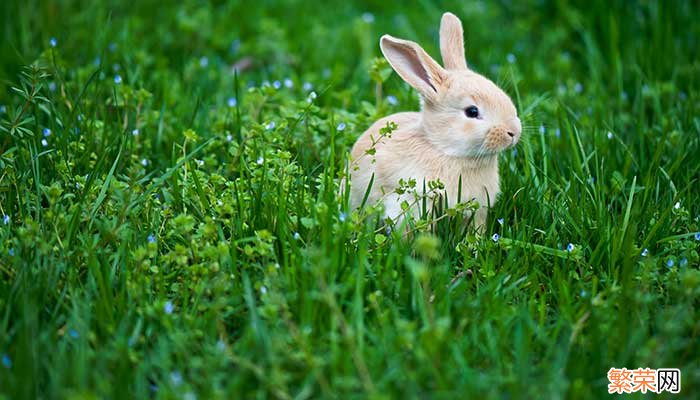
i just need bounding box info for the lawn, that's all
[1,0,699,398]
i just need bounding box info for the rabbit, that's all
[348,12,522,229]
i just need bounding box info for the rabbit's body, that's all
[348,12,521,227]
[350,112,499,226]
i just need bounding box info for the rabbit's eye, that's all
[465,106,479,118]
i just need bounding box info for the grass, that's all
[1,0,699,398]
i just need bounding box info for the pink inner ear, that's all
[395,44,436,92]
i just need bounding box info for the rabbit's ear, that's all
[439,12,468,70]
[380,35,448,102]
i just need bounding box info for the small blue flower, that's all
[386,95,398,105]
[491,233,500,242]
[580,290,588,298]
[337,122,346,131]
[164,301,174,314]
[574,82,583,93]
[1,354,11,368]
[362,12,375,23]
[303,82,313,91]
[114,75,122,84]
[273,80,281,89]
[506,53,516,64]
[284,78,294,88]
[199,56,209,68]
[8,248,15,256]
[339,212,347,222]
[226,134,233,142]
[0,105,5,114]
[566,243,575,252]
[170,370,182,386]
[539,125,545,134]
[2,214,9,225]
[695,233,700,241]
[666,259,674,268]
[141,159,149,167]
[497,218,504,225]
[49,37,57,47]
[69,329,79,339]
[93,56,101,66]
[641,248,649,257]
[227,97,237,108]
[132,128,139,136]
[108,42,117,52]
[216,339,226,352]
[147,234,156,243]
[43,128,51,137]
[266,121,275,130]
[555,128,561,138]
[48,82,57,92]
[607,131,613,140]
[679,258,688,268]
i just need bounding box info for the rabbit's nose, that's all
[507,131,515,138]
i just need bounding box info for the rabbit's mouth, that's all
[484,126,520,152]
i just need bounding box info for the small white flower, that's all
[307,91,317,103]
[216,200,223,206]
[386,95,398,105]
[260,286,268,295]
[227,97,237,107]
[199,56,209,67]
[2,215,9,225]
[336,122,346,131]
[362,12,375,23]
[141,158,149,166]
[49,37,57,47]
[497,218,504,225]
[566,243,575,252]
[641,248,649,257]
[216,339,226,352]
[491,233,500,242]
[114,75,122,84]
[132,128,139,136]
[303,82,313,91]
[284,78,294,88]
[226,134,233,142]
[273,80,281,89]
[607,131,613,140]
[262,80,270,88]
[506,53,516,63]
[674,201,681,209]
[266,121,275,130]
[41,139,48,147]
[339,212,347,222]
[539,125,545,134]
[256,157,264,165]
[555,128,561,138]
[169,371,182,386]
[196,159,204,167]
[293,232,301,240]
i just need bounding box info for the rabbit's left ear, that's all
[440,12,468,70]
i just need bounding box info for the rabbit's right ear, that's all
[380,35,447,103]
[439,12,468,70]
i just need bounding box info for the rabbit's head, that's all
[380,12,521,158]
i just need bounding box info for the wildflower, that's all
[337,122,346,131]
[216,200,223,206]
[260,286,268,295]
[43,128,51,137]
[307,91,317,103]
[141,158,148,166]
[0,105,5,114]
[8,248,14,256]
[109,42,117,52]
[164,301,174,314]
[666,259,674,268]
[580,290,588,298]
[49,37,57,47]
[284,78,293,88]
[227,97,237,107]
[273,80,281,89]
[567,243,575,252]
[2,354,11,368]
[77,114,84,121]
[132,128,139,136]
[68,329,79,339]
[226,134,233,142]
[555,128,561,138]
[362,12,375,23]
[114,75,122,84]
[491,233,500,242]
[679,258,688,268]
[695,233,700,241]
[506,53,516,64]
[170,371,182,386]
[41,139,48,147]
[588,176,595,184]
[387,95,398,105]
[48,82,57,92]
[195,159,204,167]
[293,232,301,240]
[641,248,649,257]
[497,218,504,225]
[673,201,681,210]
[303,82,313,91]
[184,392,196,400]
[256,157,264,165]
[539,125,545,134]
[265,121,275,130]
[2,215,9,225]
[339,212,348,222]
[607,131,613,140]
[147,234,156,243]
[199,56,209,67]
[216,339,226,352]
[574,82,583,93]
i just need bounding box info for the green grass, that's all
[1,0,699,398]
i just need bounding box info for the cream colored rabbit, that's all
[348,12,521,228]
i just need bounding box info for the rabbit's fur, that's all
[348,12,521,228]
